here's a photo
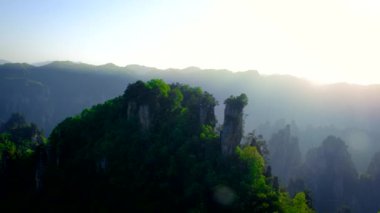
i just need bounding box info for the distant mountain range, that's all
[0,59,10,64]
[32,61,53,66]
[1,61,380,171]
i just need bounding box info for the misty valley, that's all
[1,61,380,212]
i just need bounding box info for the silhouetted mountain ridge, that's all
[0,59,10,65]
[1,61,380,172]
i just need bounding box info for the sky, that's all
[1,0,380,84]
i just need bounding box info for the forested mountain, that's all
[0,113,47,210]
[299,136,358,212]
[1,61,380,171]
[0,80,313,212]
[2,61,380,212]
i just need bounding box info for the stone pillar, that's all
[221,94,247,155]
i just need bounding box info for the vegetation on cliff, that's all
[0,113,46,211]
[44,80,311,212]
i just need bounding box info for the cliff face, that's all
[127,101,151,131]
[221,94,247,155]
[268,125,302,185]
[35,145,48,191]
[127,101,137,118]
[221,104,243,155]
[138,105,150,131]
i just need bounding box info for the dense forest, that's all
[2,62,380,212]
[0,80,313,212]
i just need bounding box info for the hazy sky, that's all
[1,0,380,84]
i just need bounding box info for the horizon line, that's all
[0,59,378,87]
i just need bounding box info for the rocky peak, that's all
[301,135,358,212]
[268,124,302,185]
[221,94,248,155]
